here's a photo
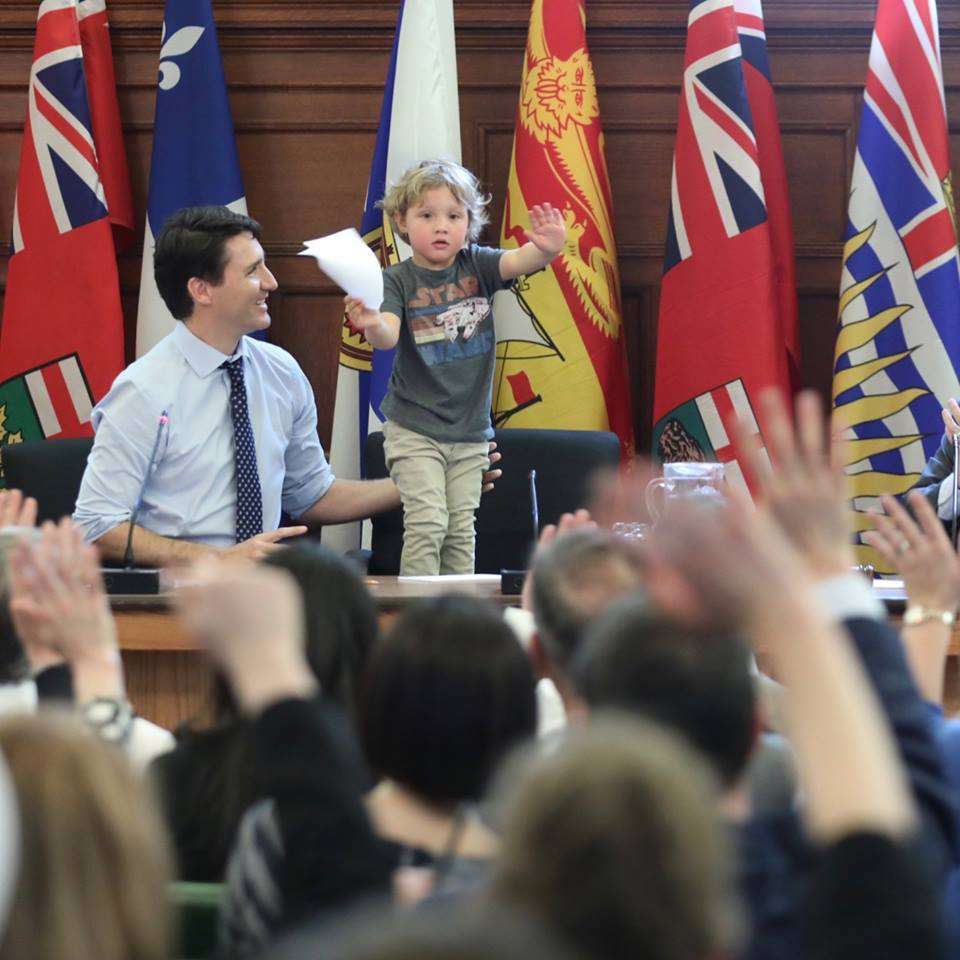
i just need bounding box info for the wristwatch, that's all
[81,697,134,746]
[903,604,956,627]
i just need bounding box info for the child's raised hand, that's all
[524,203,566,257]
[344,295,383,332]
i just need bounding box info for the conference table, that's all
[114,574,517,729]
[113,575,958,731]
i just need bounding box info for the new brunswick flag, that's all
[492,0,633,455]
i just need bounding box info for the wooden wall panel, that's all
[2,0,960,452]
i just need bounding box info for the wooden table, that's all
[114,575,516,729]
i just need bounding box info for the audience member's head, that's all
[154,205,263,320]
[528,528,644,681]
[270,902,585,960]
[573,596,757,789]
[492,716,740,960]
[265,543,378,727]
[0,713,172,960]
[362,595,537,802]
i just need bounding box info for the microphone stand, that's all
[953,433,959,551]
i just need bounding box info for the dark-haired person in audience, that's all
[151,542,378,882]
[219,593,538,956]
[73,205,500,564]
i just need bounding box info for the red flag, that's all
[735,0,800,386]
[652,0,789,490]
[78,0,134,251]
[0,0,124,448]
[493,0,634,456]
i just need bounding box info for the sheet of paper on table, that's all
[397,574,502,584]
[873,578,904,589]
[299,228,383,309]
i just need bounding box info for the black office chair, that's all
[1,437,94,523]
[364,427,622,575]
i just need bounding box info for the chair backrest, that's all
[1,438,93,523]
[364,427,621,575]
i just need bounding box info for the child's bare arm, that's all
[499,203,566,281]
[344,296,401,350]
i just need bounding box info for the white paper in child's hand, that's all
[299,228,383,309]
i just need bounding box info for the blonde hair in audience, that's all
[0,713,173,960]
[380,159,491,243]
[493,714,742,960]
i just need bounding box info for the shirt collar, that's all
[173,323,248,378]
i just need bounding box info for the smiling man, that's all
[73,206,496,564]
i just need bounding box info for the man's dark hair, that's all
[572,596,756,788]
[529,529,644,672]
[361,594,537,802]
[153,205,262,320]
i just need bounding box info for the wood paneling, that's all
[3,1,960,450]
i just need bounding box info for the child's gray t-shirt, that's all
[379,244,509,443]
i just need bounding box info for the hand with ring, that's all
[864,492,960,612]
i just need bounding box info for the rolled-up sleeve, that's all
[73,380,162,543]
[281,373,335,519]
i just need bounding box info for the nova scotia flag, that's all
[135,0,246,355]
[324,0,460,552]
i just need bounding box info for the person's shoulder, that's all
[245,336,305,376]
[99,333,183,409]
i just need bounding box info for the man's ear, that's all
[528,632,551,682]
[186,276,213,308]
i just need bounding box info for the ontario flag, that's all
[831,0,960,571]
[653,0,791,487]
[0,0,126,470]
[492,0,633,456]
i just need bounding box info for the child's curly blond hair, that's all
[379,159,491,243]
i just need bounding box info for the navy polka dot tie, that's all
[222,357,263,543]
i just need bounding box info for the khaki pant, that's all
[382,420,490,575]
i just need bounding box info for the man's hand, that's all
[523,203,566,258]
[8,519,123,697]
[865,492,960,612]
[734,389,854,580]
[942,398,960,440]
[174,559,316,714]
[0,489,37,529]
[482,441,502,494]
[225,526,308,562]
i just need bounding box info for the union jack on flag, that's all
[665,0,767,273]
[14,3,108,250]
[655,0,790,491]
[0,0,125,441]
[831,0,960,570]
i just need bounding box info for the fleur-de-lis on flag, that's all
[158,22,205,90]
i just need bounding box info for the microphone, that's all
[101,411,167,596]
[501,466,541,596]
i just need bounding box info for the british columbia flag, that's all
[831,0,960,568]
[0,0,125,458]
[654,0,791,489]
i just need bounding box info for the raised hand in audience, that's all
[8,518,123,701]
[734,388,854,580]
[864,492,960,705]
[174,560,316,714]
[647,487,916,844]
[0,488,37,529]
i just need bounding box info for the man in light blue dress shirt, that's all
[74,206,499,564]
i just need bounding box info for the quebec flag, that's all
[324,0,461,553]
[135,0,246,355]
[831,0,960,571]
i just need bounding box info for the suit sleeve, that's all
[911,431,954,514]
